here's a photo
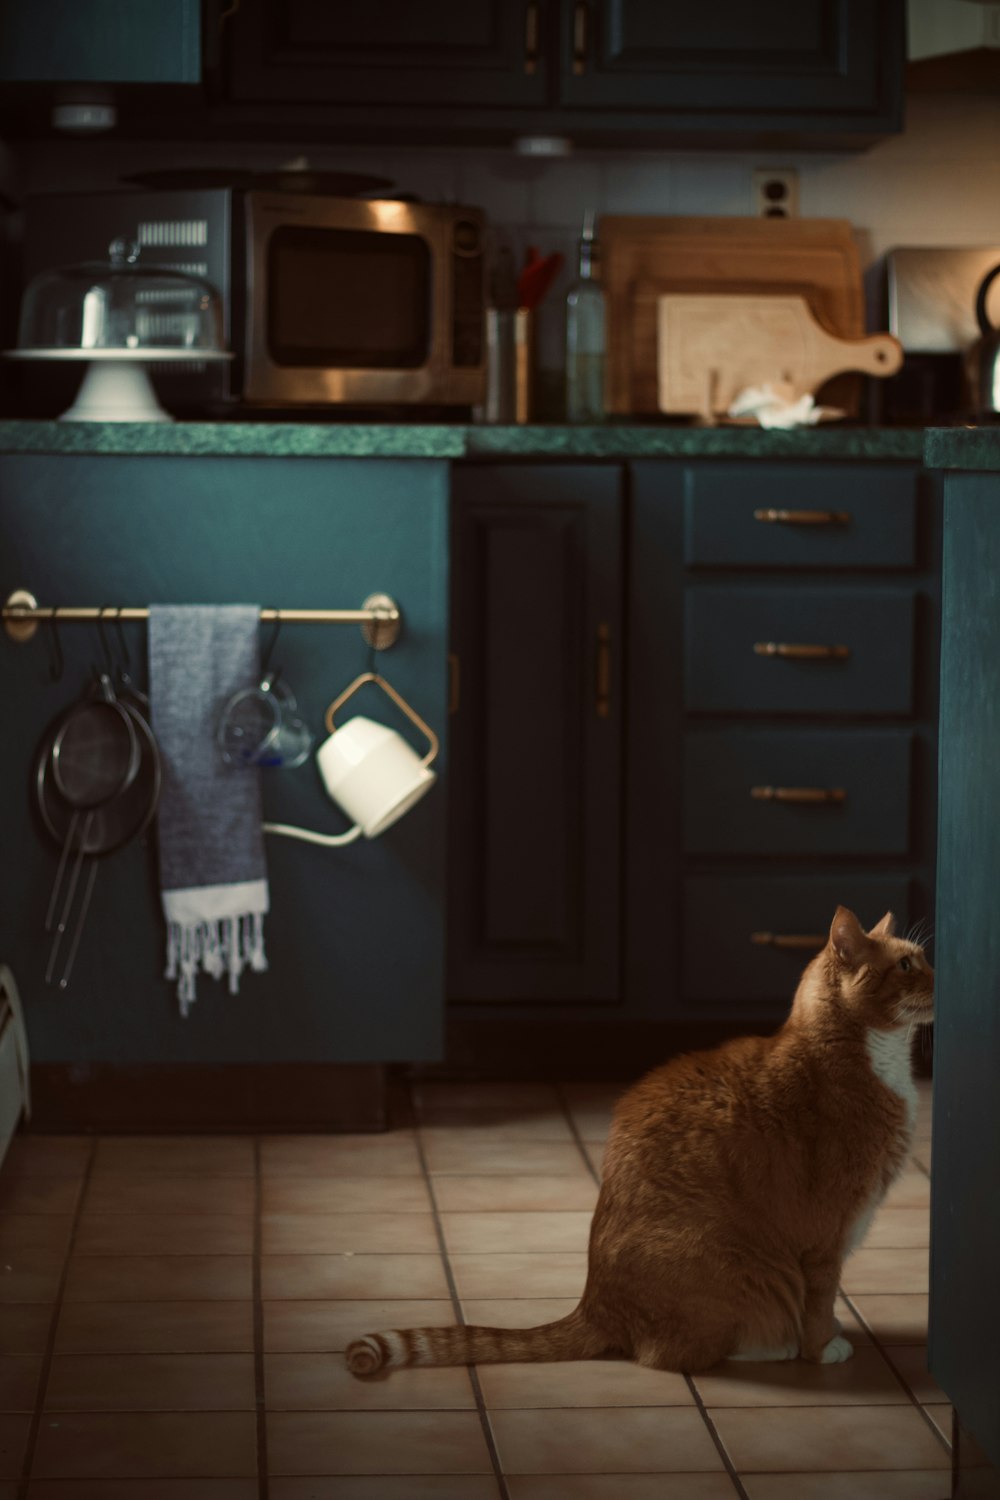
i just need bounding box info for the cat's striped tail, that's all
[346,1306,607,1376]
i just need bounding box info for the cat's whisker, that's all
[905,919,934,952]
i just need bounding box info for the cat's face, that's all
[828,906,934,1030]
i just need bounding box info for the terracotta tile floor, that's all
[0,1076,949,1499]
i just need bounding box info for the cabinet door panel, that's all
[560,0,902,120]
[0,455,448,1065]
[449,465,623,1002]
[685,586,915,715]
[683,728,912,856]
[228,0,547,106]
[0,0,200,83]
[930,473,1000,1471]
[683,874,913,1006]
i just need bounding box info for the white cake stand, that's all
[4,347,234,423]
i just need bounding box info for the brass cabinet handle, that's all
[595,622,611,718]
[754,641,850,660]
[751,785,846,804]
[524,1,540,74]
[754,508,851,526]
[751,932,827,950]
[573,1,588,74]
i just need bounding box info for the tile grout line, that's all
[684,1375,752,1500]
[17,1135,98,1500]
[409,1086,512,1500]
[252,1137,270,1500]
[552,1082,605,1183]
[839,1287,952,1457]
[555,1086,751,1500]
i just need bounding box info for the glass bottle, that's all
[565,211,606,423]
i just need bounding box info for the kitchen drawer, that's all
[683,729,913,856]
[683,464,918,569]
[685,586,915,715]
[682,875,913,1006]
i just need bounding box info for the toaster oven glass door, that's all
[267,226,431,369]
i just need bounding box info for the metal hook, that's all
[95,607,116,676]
[261,613,282,676]
[111,606,130,672]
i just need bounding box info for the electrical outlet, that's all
[753,168,799,219]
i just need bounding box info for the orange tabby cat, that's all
[347,906,933,1376]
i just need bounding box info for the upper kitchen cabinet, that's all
[559,1,904,136]
[224,0,548,108]
[0,0,202,139]
[0,0,200,83]
[219,0,903,149]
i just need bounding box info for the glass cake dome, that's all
[8,238,231,422]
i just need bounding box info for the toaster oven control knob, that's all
[453,220,483,257]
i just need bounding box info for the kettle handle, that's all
[975,263,1000,336]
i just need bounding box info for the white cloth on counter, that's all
[727,383,844,429]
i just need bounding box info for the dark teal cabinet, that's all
[628,459,938,1021]
[929,470,1000,1482]
[0,0,200,83]
[0,455,448,1065]
[447,463,623,1004]
[226,0,547,107]
[559,0,902,133]
[221,0,902,147]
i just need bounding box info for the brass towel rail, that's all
[2,590,402,649]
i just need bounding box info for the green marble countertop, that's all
[924,427,1000,471]
[0,419,930,461]
[0,418,995,466]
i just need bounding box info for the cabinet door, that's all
[449,464,623,1003]
[227,0,547,107]
[0,455,448,1065]
[560,0,902,123]
[0,0,200,83]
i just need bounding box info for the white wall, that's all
[7,90,1000,382]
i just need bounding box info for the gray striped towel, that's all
[148,605,269,1016]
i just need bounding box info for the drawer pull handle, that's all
[524,1,540,74]
[751,785,846,804]
[751,931,827,950]
[754,508,851,526]
[754,641,850,660]
[573,1,588,73]
[595,622,611,719]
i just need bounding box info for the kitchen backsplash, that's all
[1,89,998,399]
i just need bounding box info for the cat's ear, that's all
[829,906,871,967]
[868,911,896,940]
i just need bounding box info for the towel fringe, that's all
[165,912,268,1016]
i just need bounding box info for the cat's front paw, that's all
[819,1334,854,1364]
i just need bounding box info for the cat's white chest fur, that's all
[844,1029,918,1255]
[865,1027,918,1135]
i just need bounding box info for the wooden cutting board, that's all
[601,215,867,415]
[657,294,903,416]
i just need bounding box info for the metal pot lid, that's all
[120,168,394,195]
